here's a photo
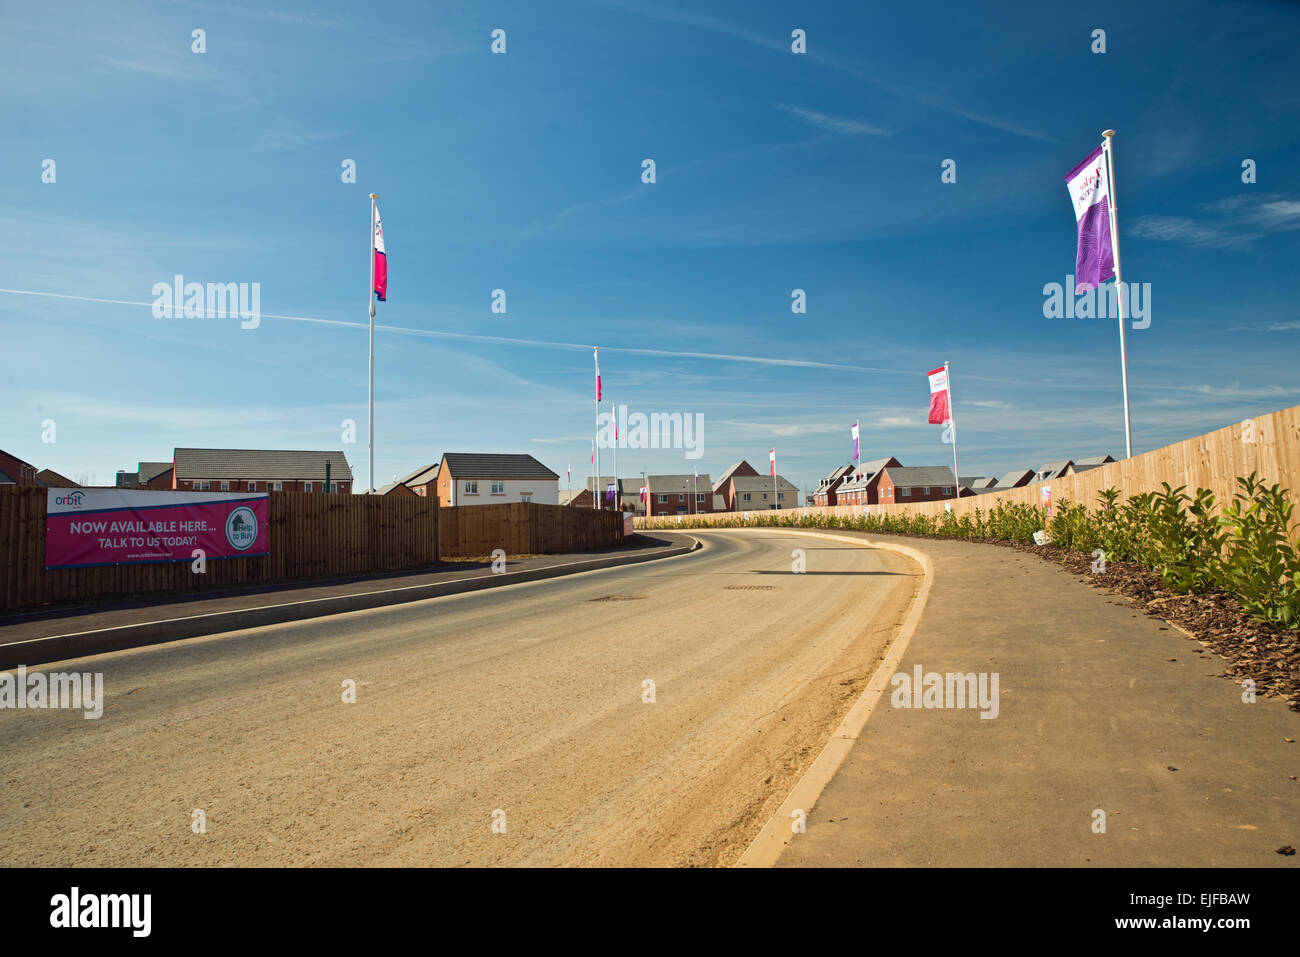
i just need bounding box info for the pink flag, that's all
[1065,144,1115,292]
[927,367,950,424]
[769,449,776,476]
[372,204,387,301]
[567,464,571,483]
[851,421,860,462]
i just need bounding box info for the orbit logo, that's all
[52,491,85,508]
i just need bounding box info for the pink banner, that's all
[45,489,269,568]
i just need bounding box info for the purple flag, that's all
[1065,144,1115,291]
[606,483,616,502]
[851,421,860,461]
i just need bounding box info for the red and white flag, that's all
[769,449,776,476]
[927,366,950,425]
[372,204,387,301]
[567,464,571,484]
[640,485,647,502]
[594,348,601,401]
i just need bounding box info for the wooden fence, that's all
[640,404,1300,529]
[439,502,626,558]
[0,492,629,611]
[0,490,440,612]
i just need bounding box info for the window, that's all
[330,483,339,493]
[220,480,230,491]
[417,487,425,496]
[943,487,952,495]
[696,494,705,502]
[678,494,684,502]
[194,481,209,491]
[922,487,930,495]
[520,493,532,502]
[305,482,313,493]
[465,481,478,494]
[778,492,784,500]
[491,481,504,494]
[742,493,751,502]
[273,481,283,491]
[658,494,667,503]
[248,481,257,491]
[901,487,911,497]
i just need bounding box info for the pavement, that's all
[0,529,918,867]
[0,532,696,668]
[769,530,1299,868]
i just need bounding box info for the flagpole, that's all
[1102,130,1133,459]
[946,361,959,500]
[612,396,618,512]
[594,347,601,510]
[368,193,377,493]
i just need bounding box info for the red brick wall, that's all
[876,467,956,504]
[647,488,713,516]
[0,450,38,487]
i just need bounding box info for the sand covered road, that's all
[0,529,918,867]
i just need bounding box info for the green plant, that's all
[1219,473,1300,628]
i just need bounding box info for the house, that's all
[114,460,173,489]
[877,466,959,503]
[1069,454,1117,474]
[993,468,1037,490]
[713,460,760,494]
[959,476,998,491]
[643,474,715,516]
[436,453,559,506]
[1034,461,1075,483]
[836,457,902,506]
[35,469,79,488]
[371,481,416,496]
[395,462,440,499]
[727,474,799,511]
[560,488,594,508]
[813,464,854,506]
[172,448,353,494]
[0,449,39,486]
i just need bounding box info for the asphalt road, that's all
[0,529,918,867]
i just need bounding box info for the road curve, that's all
[0,529,919,867]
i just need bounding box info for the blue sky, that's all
[3,0,1299,495]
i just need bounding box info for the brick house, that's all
[836,457,902,506]
[586,476,650,514]
[35,469,79,488]
[394,462,440,499]
[172,448,353,493]
[0,449,39,486]
[876,465,959,504]
[560,488,594,508]
[372,481,417,496]
[813,464,854,506]
[643,473,714,516]
[436,453,559,506]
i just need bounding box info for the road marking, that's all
[733,530,935,868]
